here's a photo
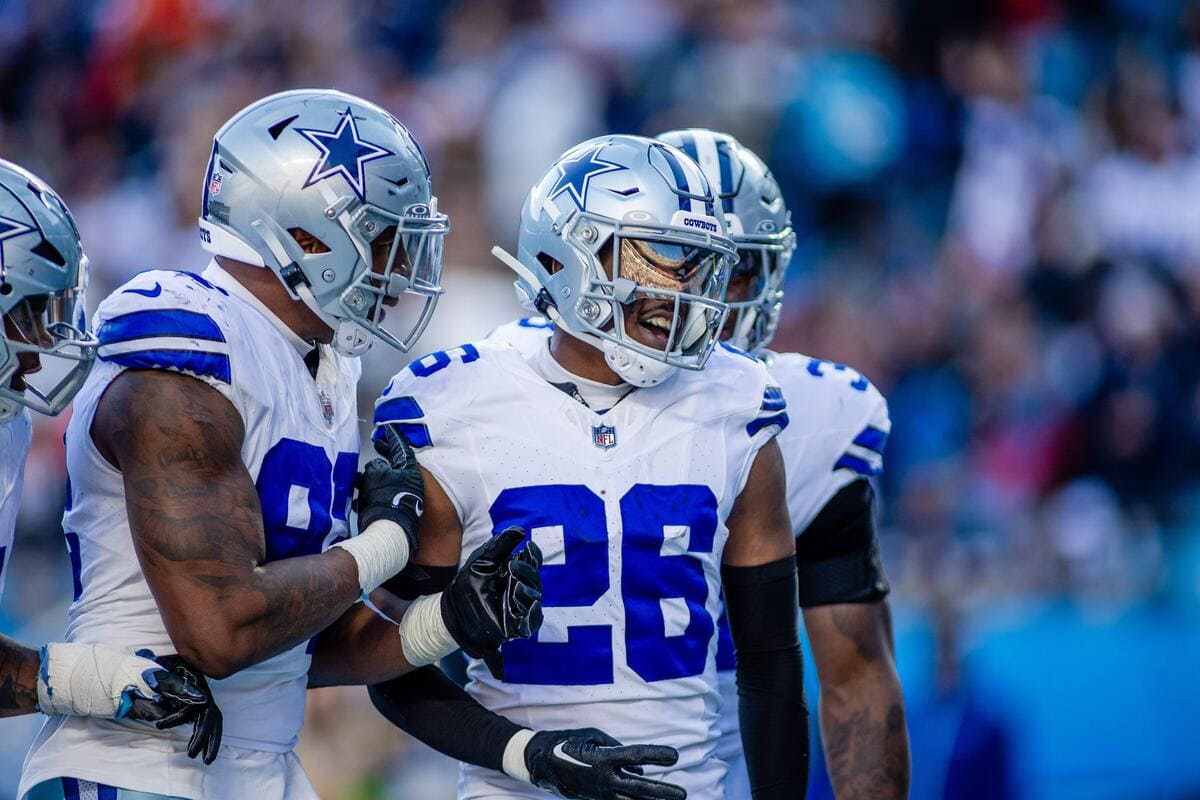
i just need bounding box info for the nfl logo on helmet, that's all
[592,424,617,450]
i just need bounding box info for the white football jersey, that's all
[716,350,890,799]
[20,264,360,800]
[487,320,891,799]
[0,409,33,600]
[374,334,788,800]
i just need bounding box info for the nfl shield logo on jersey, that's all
[319,390,334,424]
[208,168,222,197]
[592,424,617,450]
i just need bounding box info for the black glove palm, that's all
[355,425,424,556]
[525,728,687,800]
[441,527,544,679]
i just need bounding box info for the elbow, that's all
[170,622,255,681]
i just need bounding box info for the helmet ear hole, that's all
[288,228,331,254]
[537,252,564,275]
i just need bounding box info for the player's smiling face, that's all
[600,238,712,352]
[3,295,53,391]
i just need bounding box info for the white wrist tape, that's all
[37,642,157,719]
[332,520,411,593]
[502,729,535,784]
[397,593,458,667]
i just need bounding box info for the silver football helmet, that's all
[493,134,736,387]
[0,159,96,422]
[199,89,449,357]
[657,129,795,352]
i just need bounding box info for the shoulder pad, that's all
[95,271,236,386]
[688,344,789,438]
[769,351,890,478]
[373,340,507,449]
[484,316,553,356]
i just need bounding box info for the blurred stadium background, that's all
[3,0,1200,797]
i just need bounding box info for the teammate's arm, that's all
[0,634,37,716]
[722,438,809,799]
[1,632,223,763]
[93,370,364,680]
[797,480,909,799]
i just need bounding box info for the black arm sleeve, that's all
[368,666,523,772]
[380,563,457,600]
[794,479,890,607]
[723,555,809,799]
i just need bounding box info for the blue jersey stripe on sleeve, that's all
[374,396,425,425]
[760,385,786,413]
[60,778,81,800]
[852,425,888,454]
[99,349,232,384]
[747,411,790,437]
[98,309,226,346]
[834,452,882,476]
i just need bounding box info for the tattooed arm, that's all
[92,370,363,680]
[804,600,909,799]
[0,634,38,717]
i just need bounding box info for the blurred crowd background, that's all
[2,0,1200,797]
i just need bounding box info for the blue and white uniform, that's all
[487,318,891,798]
[716,350,890,799]
[20,264,361,800]
[0,409,33,599]
[374,332,787,800]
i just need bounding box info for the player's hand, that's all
[37,642,208,724]
[441,526,543,679]
[355,425,424,556]
[524,728,686,800]
[146,654,224,765]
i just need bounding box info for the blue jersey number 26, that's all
[491,483,719,685]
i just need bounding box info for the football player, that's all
[0,159,218,751]
[19,90,542,800]
[370,134,809,800]
[657,129,910,800]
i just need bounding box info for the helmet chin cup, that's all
[333,319,373,357]
[601,338,676,388]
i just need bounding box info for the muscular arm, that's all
[805,601,908,799]
[93,370,362,679]
[0,634,38,717]
[723,439,809,799]
[795,479,909,799]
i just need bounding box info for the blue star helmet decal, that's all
[549,144,626,210]
[0,212,34,274]
[297,107,394,202]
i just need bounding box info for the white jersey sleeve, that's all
[0,409,32,600]
[766,351,890,536]
[92,270,246,414]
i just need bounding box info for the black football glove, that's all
[148,653,224,765]
[441,526,543,679]
[119,649,208,725]
[525,728,686,800]
[354,424,424,557]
